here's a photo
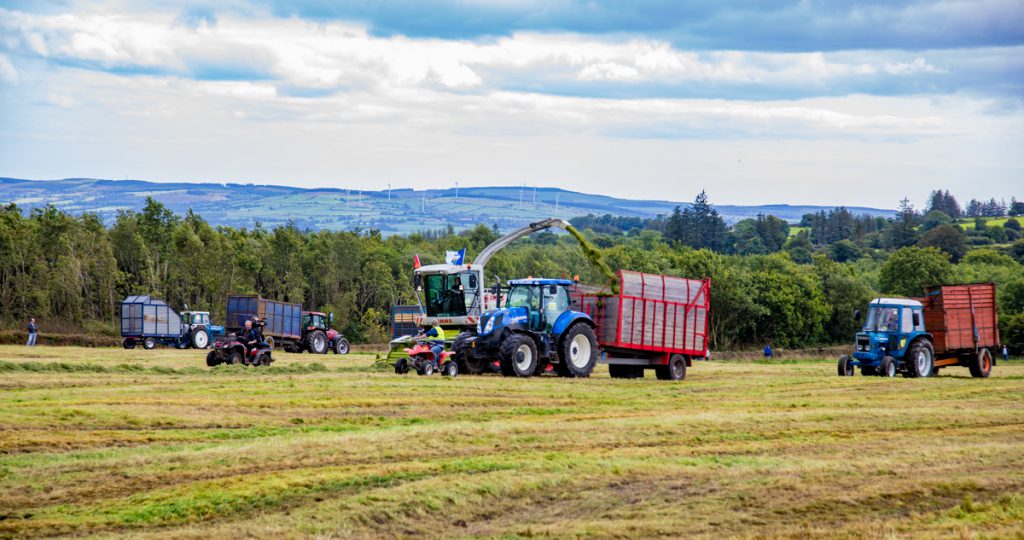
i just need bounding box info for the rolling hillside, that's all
[0,178,895,235]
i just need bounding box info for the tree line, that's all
[2,191,1023,351]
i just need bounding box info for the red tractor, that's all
[289,311,350,355]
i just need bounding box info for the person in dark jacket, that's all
[26,318,38,347]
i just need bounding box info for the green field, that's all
[1,346,1022,539]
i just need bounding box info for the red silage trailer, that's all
[575,270,710,380]
[919,283,1000,376]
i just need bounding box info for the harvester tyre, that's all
[837,355,854,376]
[306,330,327,354]
[655,354,687,381]
[191,329,209,349]
[500,334,538,378]
[880,356,897,377]
[555,324,598,378]
[906,339,934,378]
[394,358,409,375]
[969,348,993,378]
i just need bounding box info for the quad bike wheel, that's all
[442,361,458,377]
[226,350,243,365]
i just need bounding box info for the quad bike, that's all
[394,340,458,377]
[206,335,274,367]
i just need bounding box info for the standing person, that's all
[1003,345,1010,362]
[26,318,38,347]
[763,343,773,358]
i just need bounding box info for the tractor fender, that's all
[552,311,594,337]
[898,332,933,359]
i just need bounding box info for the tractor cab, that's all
[852,298,927,365]
[302,311,333,330]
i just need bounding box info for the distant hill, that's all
[0,178,895,235]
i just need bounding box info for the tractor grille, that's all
[856,336,870,352]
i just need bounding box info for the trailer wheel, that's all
[306,330,327,354]
[500,334,538,377]
[905,339,934,378]
[837,355,854,376]
[969,348,993,378]
[143,337,156,350]
[655,354,687,380]
[555,324,597,378]
[226,350,243,365]
[334,338,350,355]
[191,329,209,349]
[206,350,222,367]
[123,339,135,350]
[879,356,897,377]
[609,364,643,379]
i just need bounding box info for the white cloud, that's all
[0,53,17,84]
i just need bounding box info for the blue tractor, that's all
[838,298,934,378]
[457,278,598,377]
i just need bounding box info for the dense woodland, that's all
[2,190,1024,351]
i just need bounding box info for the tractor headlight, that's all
[483,318,495,334]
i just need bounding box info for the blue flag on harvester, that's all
[446,248,466,265]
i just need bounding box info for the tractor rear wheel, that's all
[879,356,897,377]
[837,355,854,376]
[499,334,538,378]
[555,324,598,378]
[191,329,209,349]
[905,339,934,378]
[969,347,993,378]
[143,337,156,350]
[655,354,687,381]
[306,330,327,354]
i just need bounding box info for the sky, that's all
[0,1,1022,208]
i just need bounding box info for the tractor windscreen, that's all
[864,306,900,332]
[423,273,471,317]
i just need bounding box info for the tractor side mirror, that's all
[853,309,862,322]
[414,274,422,291]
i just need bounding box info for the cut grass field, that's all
[1,346,1022,539]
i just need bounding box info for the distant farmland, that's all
[0,178,896,235]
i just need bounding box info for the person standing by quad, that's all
[26,318,38,347]
[1004,345,1010,362]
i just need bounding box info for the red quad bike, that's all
[206,336,274,367]
[395,341,458,377]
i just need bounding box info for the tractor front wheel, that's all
[499,334,538,377]
[837,355,854,376]
[879,356,897,377]
[453,331,485,374]
[442,361,459,377]
[334,338,350,355]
